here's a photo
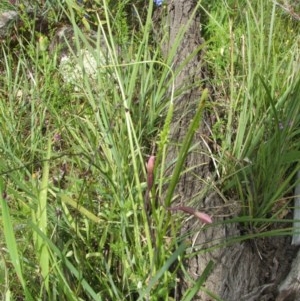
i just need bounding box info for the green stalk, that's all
[36,137,51,293]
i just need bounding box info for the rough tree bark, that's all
[154,1,297,300]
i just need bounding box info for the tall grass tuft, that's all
[0,0,212,299]
[202,0,300,232]
[1,0,299,300]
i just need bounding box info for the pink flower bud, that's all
[146,156,155,191]
[167,206,212,224]
[146,156,155,174]
[193,211,213,224]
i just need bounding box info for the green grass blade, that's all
[60,194,101,223]
[137,242,186,300]
[182,260,214,301]
[1,191,25,288]
[0,182,34,301]
[36,137,51,292]
[29,221,102,301]
[164,88,208,207]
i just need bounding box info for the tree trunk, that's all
[155,1,297,300]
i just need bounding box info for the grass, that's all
[201,0,300,232]
[0,0,300,300]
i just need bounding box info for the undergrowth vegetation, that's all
[201,0,300,234]
[0,0,299,300]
